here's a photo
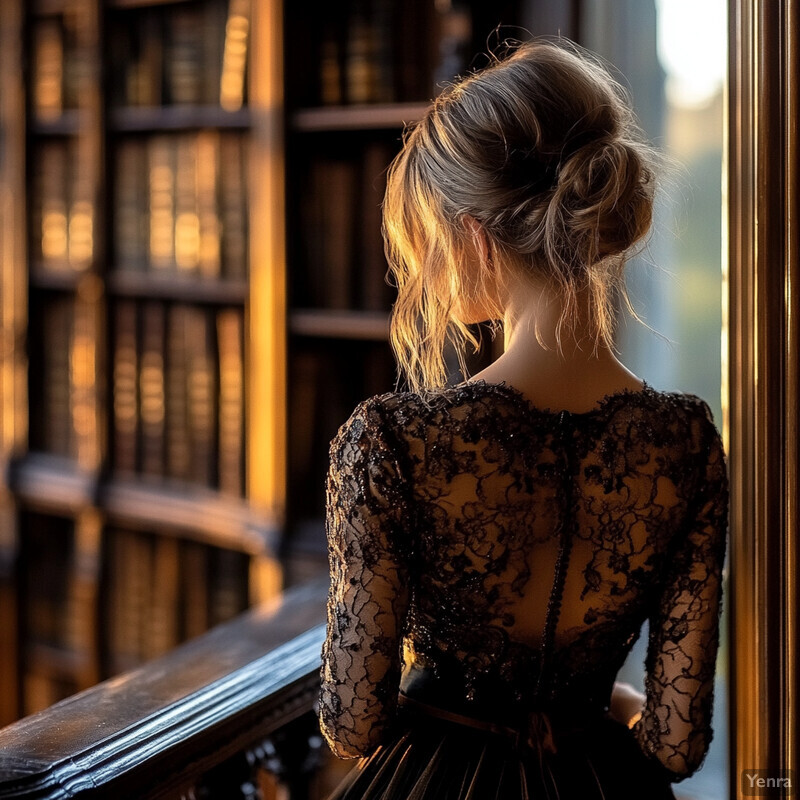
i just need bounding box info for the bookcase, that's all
[0,0,284,722]
[281,0,518,582]
[0,0,520,724]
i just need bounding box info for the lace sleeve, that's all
[318,396,413,759]
[631,402,729,782]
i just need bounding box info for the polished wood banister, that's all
[0,577,329,800]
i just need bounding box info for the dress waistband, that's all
[398,692,566,762]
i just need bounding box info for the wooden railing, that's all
[0,577,330,800]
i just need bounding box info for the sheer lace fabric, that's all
[319,380,728,784]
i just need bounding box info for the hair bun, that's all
[548,135,654,269]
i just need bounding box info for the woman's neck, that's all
[470,280,644,411]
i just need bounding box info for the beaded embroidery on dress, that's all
[319,380,728,800]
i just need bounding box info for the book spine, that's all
[147,136,176,272]
[131,11,164,107]
[301,159,326,307]
[319,30,343,106]
[184,307,216,486]
[321,159,357,308]
[165,304,191,482]
[67,136,93,271]
[180,541,209,640]
[174,134,200,274]
[33,140,69,268]
[41,297,75,457]
[144,535,179,659]
[219,0,251,111]
[60,11,82,111]
[126,530,151,665]
[371,0,395,103]
[344,4,378,105]
[23,515,72,648]
[203,0,226,106]
[114,139,148,269]
[112,301,139,474]
[138,302,167,478]
[359,141,394,310]
[195,131,221,278]
[165,6,203,106]
[219,133,247,279]
[32,18,64,120]
[106,528,136,672]
[216,309,244,496]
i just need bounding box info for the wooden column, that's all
[247,0,285,602]
[727,0,799,794]
[0,0,26,726]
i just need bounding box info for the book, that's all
[219,0,251,111]
[39,297,75,457]
[32,140,70,267]
[303,157,357,308]
[106,528,138,671]
[60,9,82,110]
[123,529,152,665]
[219,133,247,278]
[217,308,245,496]
[147,136,176,271]
[113,131,246,280]
[66,144,94,270]
[287,347,320,513]
[32,18,64,120]
[319,31,343,106]
[145,535,180,659]
[195,131,222,278]
[345,4,378,105]
[22,513,72,648]
[165,304,192,482]
[124,10,164,107]
[395,0,434,102]
[109,0,247,109]
[324,158,358,309]
[372,0,396,103]
[174,134,200,274]
[359,140,394,310]
[183,307,216,486]
[180,541,210,640]
[112,301,139,475]
[203,0,227,107]
[165,5,204,106]
[114,138,149,269]
[139,302,167,477]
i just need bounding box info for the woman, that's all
[318,38,728,800]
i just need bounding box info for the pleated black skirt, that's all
[324,702,677,800]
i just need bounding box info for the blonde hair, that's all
[383,38,660,394]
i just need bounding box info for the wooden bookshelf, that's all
[106,271,249,303]
[290,102,431,132]
[0,0,283,722]
[280,0,513,583]
[289,309,390,341]
[0,0,519,723]
[109,105,251,131]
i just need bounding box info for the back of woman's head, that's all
[383,38,660,394]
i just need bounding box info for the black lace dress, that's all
[318,380,728,800]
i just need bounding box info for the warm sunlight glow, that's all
[656,0,726,108]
